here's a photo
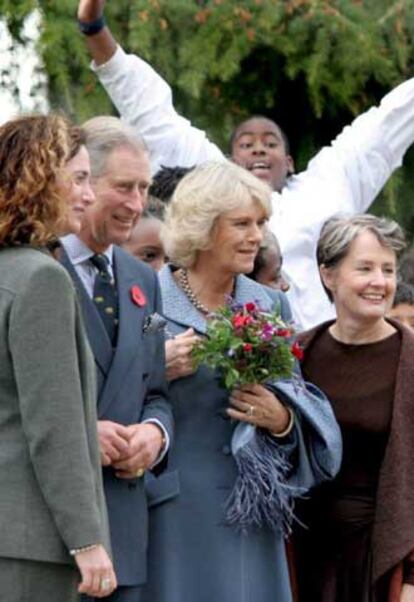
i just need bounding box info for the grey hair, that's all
[161,160,272,268]
[81,116,147,178]
[317,214,406,302]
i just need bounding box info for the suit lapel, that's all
[98,248,146,416]
[59,247,113,376]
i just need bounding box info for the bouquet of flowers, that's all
[192,299,304,533]
[192,300,302,389]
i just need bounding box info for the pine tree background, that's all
[1,0,414,238]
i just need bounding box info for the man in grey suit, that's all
[60,116,173,602]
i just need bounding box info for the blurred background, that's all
[1,0,414,238]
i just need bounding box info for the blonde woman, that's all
[142,161,341,602]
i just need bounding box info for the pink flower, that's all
[245,302,256,312]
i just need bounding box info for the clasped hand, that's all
[97,421,164,478]
[228,384,291,435]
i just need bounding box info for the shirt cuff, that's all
[142,419,170,467]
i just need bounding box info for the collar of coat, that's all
[299,318,414,585]
[158,264,278,334]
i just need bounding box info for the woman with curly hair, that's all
[0,114,115,601]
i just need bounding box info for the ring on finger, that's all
[246,405,255,417]
[135,468,145,478]
[100,577,112,591]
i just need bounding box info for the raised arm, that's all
[77,0,224,173]
[77,0,116,65]
[301,75,414,215]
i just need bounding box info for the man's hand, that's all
[113,423,164,479]
[97,420,130,466]
[78,0,105,22]
[166,328,198,381]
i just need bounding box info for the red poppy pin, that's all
[130,285,146,307]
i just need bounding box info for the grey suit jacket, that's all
[61,245,173,585]
[0,247,109,564]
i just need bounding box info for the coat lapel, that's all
[98,248,146,416]
[59,246,113,375]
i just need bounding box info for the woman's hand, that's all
[76,544,117,598]
[228,384,292,435]
[401,584,414,602]
[165,328,198,381]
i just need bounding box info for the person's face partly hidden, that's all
[198,200,267,276]
[123,216,166,271]
[388,303,414,330]
[320,230,397,327]
[231,118,294,192]
[80,146,151,253]
[255,246,290,292]
[62,145,95,234]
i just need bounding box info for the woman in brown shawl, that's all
[293,214,414,602]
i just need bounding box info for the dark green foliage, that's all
[2,0,414,236]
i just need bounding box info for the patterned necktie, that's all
[89,254,119,346]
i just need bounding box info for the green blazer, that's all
[0,247,109,564]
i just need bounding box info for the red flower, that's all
[232,314,247,329]
[276,328,291,337]
[245,302,256,312]
[243,343,253,352]
[130,285,146,307]
[291,341,304,361]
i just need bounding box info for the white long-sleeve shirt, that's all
[93,46,414,330]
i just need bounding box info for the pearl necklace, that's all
[178,269,210,315]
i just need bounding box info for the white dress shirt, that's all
[93,46,414,330]
[60,234,114,297]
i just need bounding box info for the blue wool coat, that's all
[142,267,341,602]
